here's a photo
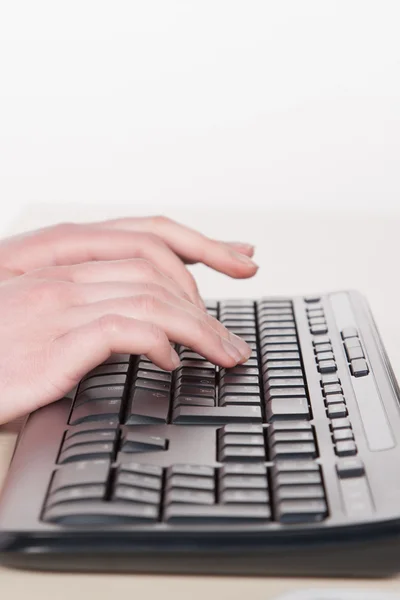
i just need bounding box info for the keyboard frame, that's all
[1,290,400,577]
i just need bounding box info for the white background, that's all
[0,0,400,236]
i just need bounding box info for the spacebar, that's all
[352,376,394,451]
[172,405,262,424]
[165,504,270,523]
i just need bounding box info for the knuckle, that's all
[134,259,158,279]
[149,215,171,228]
[131,293,161,316]
[97,314,124,336]
[145,323,165,348]
[191,316,212,341]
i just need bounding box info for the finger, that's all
[64,295,251,367]
[224,242,255,257]
[96,217,259,279]
[67,280,238,342]
[51,316,181,379]
[25,259,193,304]
[8,225,204,309]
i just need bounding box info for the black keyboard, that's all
[1,290,400,577]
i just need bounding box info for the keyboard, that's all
[1,290,400,577]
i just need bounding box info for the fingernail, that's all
[221,338,244,362]
[231,251,258,268]
[170,348,181,369]
[228,332,252,357]
[229,242,255,252]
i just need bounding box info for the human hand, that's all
[0,265,252,424]
[0,216,258,308]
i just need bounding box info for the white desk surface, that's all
[1,205,400,598]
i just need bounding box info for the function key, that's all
[341,328,358,340]
[318,360,337,374]
[330,417,351,430]
[351,358,369,377]
[304,296,321,303]
[335,440,357,456]
[327,403,347,419]
[312,336,331,347]
[336,457,365,479]
[310,324,328,335]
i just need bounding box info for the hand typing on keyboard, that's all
[0,216,257,424]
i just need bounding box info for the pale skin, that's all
[0,216,258,425]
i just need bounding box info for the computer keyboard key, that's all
[176,375,215,389]
[166,489,215,505]
[266,378,305,389]
[180,359,215,370]
[75,387,125,407]
[346,346,365,361]
[169,465,214,478]
[341,328,358,339]
[175,396,215,408]
[173,406,262,424]
[330,417,351,430]
[166,475,214,491]
[219,475,268,490]
[270,430,315,443]
[221,433,265,446]
[219,395,260,407]
[276,485,325,501]
[264,361,302,372]
[333,428,354,442]
[261,336,297,345]
[221,366,259,377]
[126,388,169,424]
[277,500,327,523]
[312,336,331,346]
[51,460,110,492]
[335,440,357,456]
[165,504,271,524]
[103,354,130,364]
[219,446,266,461]
[270,442,317,460]
[137,369,172,383]
[318,360,337,374]
[113,486,160,504]
[315,344,332,354]
[269,421,312,433]
[306,308,324,317]
[46,485,106,508]
[272,460,320,473]
[179,367,216,378]
[266,387,307,399]
[82,363,129,380]
[344,337,362,350]
[78,374,127,394]
[137,361,170,373]
[308,317,326,326]
[321,373,340,385]
[220,375,260,386]
[44,502,159,525]
[220,463,267,477]
[304,296,321,303]
[69,399,122,425]
[323,384,343,395]
[310,325,328,335]
[221,490,269,504]
[121,432,167,452]
[264,368,303,379]
[176,385,215,399]
[351,358,369,377]
[275,472,322,486]
[260,328,296,337]
[336,457,365,478]
[262,352,300,362]
[325,393,345,406]
[316,352,335,363]
[220,385,261,398]
[117,472,163,491]
[327,403,347,418]
[263,344,299,354]
[58,442,115,464]
[136,378,172,393]
[119,462,163,478]
[63,428,118,445]
[266,398,310,421]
